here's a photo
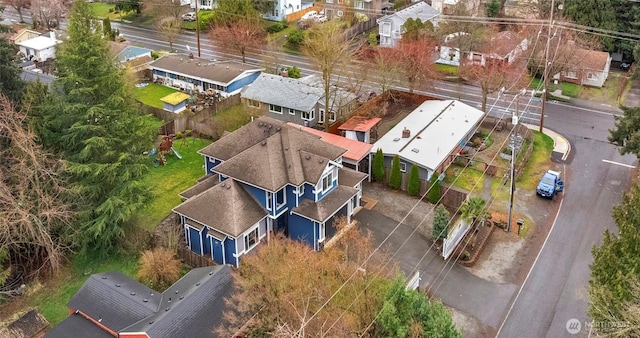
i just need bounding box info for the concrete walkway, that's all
[624,77,640,107]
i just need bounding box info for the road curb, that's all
[522,124,571,161]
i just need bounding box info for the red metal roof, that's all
[287,123,372,162]
[338,116,382,132]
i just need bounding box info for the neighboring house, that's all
[173,116,368,267]
[148,54,263,97]
[370,100,484,185]
[109,42,154,71]
[377,1,440,47]
[322,0,384,21]
[15,32,61,62]
[21,69,56,85]
[437,30,528,67]
[339,116,381,143]
[262,0,314,21]
[191,0,217,10]
[431,0,477,15]
[45,265,234,338]
[288,122,373,172]
[559,49,611,88]
[8,27,41,45]
[241,73,358,129]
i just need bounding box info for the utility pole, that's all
[507,89,526,233]
[195,0,201,57]
[539,0,555,133]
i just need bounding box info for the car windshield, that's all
[541,175,555,186]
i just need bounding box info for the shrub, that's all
[462,251,471,261]
[267,22,285,33]
[137,247,182,291]
[389,155,402,189]
[372,148,385,182]
[432,204,450,242]
[287,66,301,79]
[407,163,420,196]
[427,173,440,204]
[151,51,160,60]
[368,31,377,47]
[286,29,305,48]
[175,131,183,139]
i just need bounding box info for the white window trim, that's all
[337,10,343,17]
[298,184,305,196]
[269,104,283,114]
[302,110,315,121]
[266,191,273,210]
[319,108,325,123]
[243,227,260,253]
[400,162,407,173]
[320,172,333,193]
[326,0,333,3]
[289,108,296,115]
[318,223,326,241]
[328,110,336,122]
[276,188,286,210]
[355,0,364,9]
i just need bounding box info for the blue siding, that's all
[205,156,222,174]
[201,227,210,256]
[289,213,315,249]
[224,237,238,267]
[301,183,315,201]
[244,183,267,209]
[208,236,225,265]
[317,181,337,201]
[287,185,298,207]
[226,72,261,94]
[154,70,166,77]
[188,227,202,254]
[273,186,291,215]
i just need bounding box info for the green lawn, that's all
[134,83,180,109]
[560,82,580,97]
[131,138,212,231]
[443,165,485,193]
[436,64,459,76]
[213,104,253,133]
[25,253,138,326]
[88,2,134,21]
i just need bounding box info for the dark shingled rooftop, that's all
[148,54,262,84]
[173,179,268,237]
[292,185,358,222]
[206,117,347,192]
[44,314,114,338]
[338,168,368,188]
[179,174,220,199]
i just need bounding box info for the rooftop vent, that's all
[115,284,121,287]
[175,290,179,294]
[393,137,401,142]
[102,276,107,279]
[196,282,201,286]
[261,141,267,146]
[402,128,410,138]
[143,299,148,302]
[130,292,136,296]
[411,148,419,153]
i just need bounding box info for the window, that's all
[298,185,305,196]
[321,172,333,192]
[355,0,364,9]
[269,104,283,114]
[276,188,286,209]
[400,162,407,173]
[302,110,315,120]
[328,111,336,122]
[565,70,577,79]
[244,228,259,251]
[587,72,596,80]
[289,108,296,115]
[318,223,326,241]
[381,22,391,36]
[248,99,260,108]
[319,108,325,123]
[266,192,273,210]
[338,0,344,4]
[326,0,333,3]
[337,10,343,17]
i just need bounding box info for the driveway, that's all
[354,182,519,336]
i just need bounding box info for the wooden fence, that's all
[286,5,324,23]
[177,246,216,268]
[345,16,380,40]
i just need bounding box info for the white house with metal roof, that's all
[377,1,440,47]
[370,100,484,183]
[16,33,61,62]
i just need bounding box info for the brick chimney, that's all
[402,127,410,138]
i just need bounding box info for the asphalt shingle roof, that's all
[173,179,268,237]
[44,314,113,338]
[148,54,262,85]
[292,185,358,222]
[66,271,161,332]
[338,168,368,188]
[202,117,347,192]
[179,174,220,199]
[241,73,324,112]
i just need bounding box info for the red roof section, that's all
[287,123,372,162]
[338,116,382,132]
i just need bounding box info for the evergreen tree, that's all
[389,155,402,190]
[427,173,441,204]
[373,148,385,182]
[376,277,461,338]
[589,184,640,324]
[103,17,113,41]
[486,0,501,17]
[407,163,420,196]
[609,106,640,159]
[0,37,26,104]
[432,204,450,242]
[562,0,617,52]
[41,0,161,251]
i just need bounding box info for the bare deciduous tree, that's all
[394,38,441,94]
[0,95,73,282]
[30,0,69,29]
[2,0,30,23]
[209,18,266,63]
[141,0,183,21]
[156,17,182,52]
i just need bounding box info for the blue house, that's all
[148,54,263,97]
[173,116,368,267]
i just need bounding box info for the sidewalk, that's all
[624,77,640,107]
[523,123,571,162]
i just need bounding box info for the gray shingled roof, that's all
[44,314,113,338]
[66,271,161,332]
[173,179,268,237]
[179,174,220,199]
[202,117,347,192]
[241,73,324,112]
[123,265,234,338]
[148,54,262,85]
[291,186,358,222]
[338,168,368,188]
[377,1,439,24]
